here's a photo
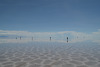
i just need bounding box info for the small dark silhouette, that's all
[67,37,68,43]
[32,37,33,40]
[16,37,17,39]
[20,37,21,40]
[50,37,51,41]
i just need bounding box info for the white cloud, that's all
[0,30,33,36]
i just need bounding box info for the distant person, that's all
[32,37,33,40]
[16,37,17,39]
[20,37,21,40]
[50,37,51,41]
[67,37,68,43]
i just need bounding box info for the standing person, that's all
[20,37,21,40]
[50,37,51,41]
[16,37,17,39]
[32,37,33,40]
[67,37,68,43]
[77,36,78,39]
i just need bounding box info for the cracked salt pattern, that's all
[0,42,100,67]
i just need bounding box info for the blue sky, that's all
[0,0,100,33]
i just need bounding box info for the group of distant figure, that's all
[16,37,21,40]
[16,36,69,43]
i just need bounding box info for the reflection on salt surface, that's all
[0,37,100,44]
[0,39,100,67]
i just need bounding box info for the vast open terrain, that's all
[0,41,100,67]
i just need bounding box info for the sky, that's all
[0,0,100,32]
[0,0,100,43]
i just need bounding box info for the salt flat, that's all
[0,42,100,67]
